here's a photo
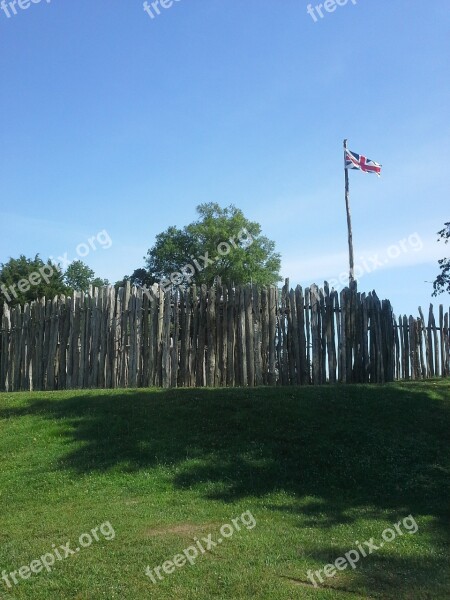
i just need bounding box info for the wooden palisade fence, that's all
[0,280,449,392]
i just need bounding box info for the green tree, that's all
[64,260,109,293]
[0,255,68,308]
[115,268,156,290]
[432,222,450,296]
[141,203,281,288]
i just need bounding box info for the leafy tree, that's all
[140,203,281,288]
[0,255,68,308]
[433,222,450,295]
[115,268,156,290]
[64,260,109,292]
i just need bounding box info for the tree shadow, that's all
[1,382,449,597]
[284,550,449,599]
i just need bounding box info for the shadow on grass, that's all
[1,382,449,597]
[285,550,449,600]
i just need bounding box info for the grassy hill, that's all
[0,381,449,599]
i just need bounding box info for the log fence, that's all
[0,280,449,391]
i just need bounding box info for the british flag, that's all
[345,149,382,176]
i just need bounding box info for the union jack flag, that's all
[345,149,382,176]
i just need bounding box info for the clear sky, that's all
[0,0,449,317]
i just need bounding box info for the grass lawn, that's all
[0,380,449,599]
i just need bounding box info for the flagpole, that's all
[343,139,355,285]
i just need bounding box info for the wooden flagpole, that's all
[343,139,355,285]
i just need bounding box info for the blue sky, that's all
[0,0,449,317]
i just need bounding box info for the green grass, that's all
[0,381,449,599]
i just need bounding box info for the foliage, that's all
[64,260,109,293]
[141,203,281,287]
[115,268,156,289]
[0,255,68,308]
[432,222,450,295]
[0,256,109,307]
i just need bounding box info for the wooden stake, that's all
[344,139,355,285]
